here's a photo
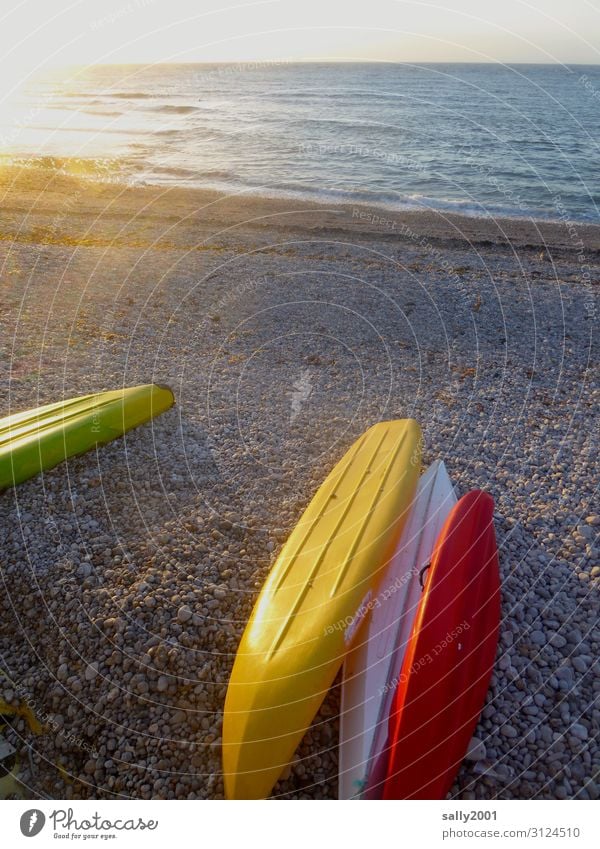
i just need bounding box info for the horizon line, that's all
[56,58,600,68]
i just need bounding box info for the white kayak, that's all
[338,460,457,799]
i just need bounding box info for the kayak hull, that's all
[339,460,456,799]
[379,490,501,800]
[0,384,174,491]
[223,419,422,799]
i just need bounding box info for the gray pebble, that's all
[465,736,487,761]
[177,605,193,624]
[570,723,588,741]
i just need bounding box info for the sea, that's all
[1,62,599,222]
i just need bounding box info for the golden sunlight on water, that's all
[0,68,137,168]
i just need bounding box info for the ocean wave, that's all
[396,192,540,219]
[139,174,569,223]
[264,89,429,102]
[62,90,153,100]
[80,109,122,118]
[153,128,185,137]
[198,169,238,180]
[148,104,200,115]
[34,124,147,136]
[107,91,153,100]
[130,164,240,182]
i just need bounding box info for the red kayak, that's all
[372,490,501,799]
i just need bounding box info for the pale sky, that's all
[1,0,599,92]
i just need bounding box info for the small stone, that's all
[465,736,486,761]
[572,656,589,674]
[556,666,574,686]
[177,605,193,624]
[84,662,99,682]
[171,710,187,726]
[157,676,169,693]
[570,723,588,741]
[555,785,568,800]
[531,630,546,646]
[501,724,518,739]
[549,633,567,649]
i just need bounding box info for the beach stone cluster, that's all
[0,174,598,799]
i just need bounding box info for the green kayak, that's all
[0,384,174,491]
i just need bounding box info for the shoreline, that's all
[1,163,600,255]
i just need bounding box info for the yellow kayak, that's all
[223,419,422,799]
[0,384,174,491]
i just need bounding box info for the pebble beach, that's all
[0,164,598,800]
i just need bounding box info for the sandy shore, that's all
[0,164,598,800]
